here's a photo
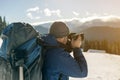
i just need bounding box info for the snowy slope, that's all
[70,52,120,80]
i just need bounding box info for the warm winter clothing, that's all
[49,22,69,38]
[42,34,88,80]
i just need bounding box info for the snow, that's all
[70,52,120,80]
[0,38,2,48]
[87,49,106,53]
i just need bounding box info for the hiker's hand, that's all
[71,35,82,48]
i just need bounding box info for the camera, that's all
[67,33,84,41]
[65,33,84,52]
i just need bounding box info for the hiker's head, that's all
[49,21,70,44]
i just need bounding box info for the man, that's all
[42,21,88,80]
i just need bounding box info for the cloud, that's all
[44,8,51,16]
[44,8,62,17]
[31,15,120,28]
[81,15,120,22]
[53,9,61,17]
[26,7,62,20]
[35,16,41,19]
[27,6,39,13]
[26,13,33,19]
[80,15,120,28]
[26,6,41,20]
[85,12,100,17]
[72,11,79,16]
[86,12,90,16]
[26,12,41,20]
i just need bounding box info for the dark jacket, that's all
[42,34,88,80]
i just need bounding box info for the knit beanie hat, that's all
[49,22,70,38]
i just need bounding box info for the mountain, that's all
[81,26,120,55]
[33,20,82,33]
[34,25,48,34]
[65,19,82,32]
[79,17,120,30]
[36,22,52,29]
[33,18,120,43]
[33,17,120,34]
[82,26,120,41]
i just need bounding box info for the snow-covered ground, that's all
[70,52,120,80]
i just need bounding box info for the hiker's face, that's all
[63,36,68,44]
[56,36,68,45]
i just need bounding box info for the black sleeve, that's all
[73,48,88,77]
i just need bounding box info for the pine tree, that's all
[0,16,2,23]
[0,16,2,27]
[0,16,7,34]
[0,16,3,33]
[3,16,6,28]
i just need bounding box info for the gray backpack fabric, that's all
[0,58,12,80]
[0,22,43,80]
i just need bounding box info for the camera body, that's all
[67,33,84,41]
[65,33,84,52]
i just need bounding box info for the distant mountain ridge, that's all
[33,20,120,41]
[33,20,84,34]
[33,18,120,34]
[83,26,120,41]
[34,25,48,34]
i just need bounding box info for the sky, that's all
[1,0,120,25]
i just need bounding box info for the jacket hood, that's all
[41,34,59,46]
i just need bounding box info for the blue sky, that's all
[0,0,120,25]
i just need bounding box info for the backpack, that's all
[0,22,43,80]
